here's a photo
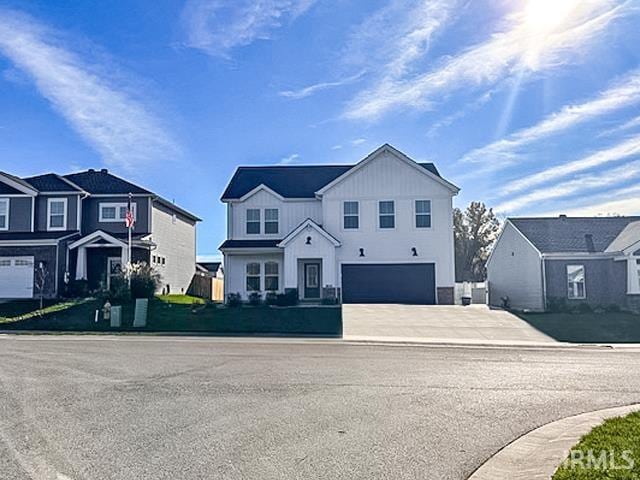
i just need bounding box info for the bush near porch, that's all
[0,295,342,337]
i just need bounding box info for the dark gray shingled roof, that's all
[64,169,152,195]
[0,182,23,195]
[510,216,640,253]
[0,230,79,241]
[219,239,281,249]
[23,173,82,192]
[221,163,441,200]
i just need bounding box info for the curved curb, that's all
[468,403,640,480]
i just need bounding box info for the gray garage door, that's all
[341,263,436,304]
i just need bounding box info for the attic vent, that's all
[585,234,595,253]
[100,168,108,174]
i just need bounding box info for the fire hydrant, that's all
[102,300,112,322]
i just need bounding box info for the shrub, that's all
[127,262,161,299]
[276,288,299,307]
[547,296,569,313]
[265,292,277,306]
[321,297,338,305]
[67,279,89,298]
[248,292,263,306]
[227,293,242,307]
[576,302,593,314]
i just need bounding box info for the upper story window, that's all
[265,262,279,291]
[264,209,279,234]
[47,198,67,231]
[246,209,260,234]
[378,201,395,229]
[415,200,432,228]
[567,265,586,299]
[246,262,260,291]
[0,198,8,231]
[99,202,136,223]
[343,201,359,229]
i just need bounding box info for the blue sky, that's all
[0,0,639,259]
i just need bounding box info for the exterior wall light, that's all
[411,247,418,257]
[306,236,312,245]
[359,248,365,257]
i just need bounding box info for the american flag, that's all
[125,194,135,229]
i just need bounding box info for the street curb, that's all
[467,403,640,480]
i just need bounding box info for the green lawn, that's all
[553,411,640,479]
[517,312,640,343]
[0,296,342,336]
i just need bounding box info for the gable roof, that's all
[0,171,38,195]
[0,182,24,195]
[605,221,640,253]
[221,145,444,200]
[64,169,152,195]
[23,173,83,192]
[509,216,640,254]
[278,218,341,248]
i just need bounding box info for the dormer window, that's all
[47,198,67,231]
[246,209,260,234]
[0,198,8,231]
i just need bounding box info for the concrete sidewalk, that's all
[469,403,640,480]
[343,304,558,345]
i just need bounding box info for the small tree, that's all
[454,202,500,282]
[34,261,49,310]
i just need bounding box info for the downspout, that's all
[541,254,547,312]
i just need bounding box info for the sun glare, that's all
[524,0,580,34]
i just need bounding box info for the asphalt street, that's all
[1,336,640,480]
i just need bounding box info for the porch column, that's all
[121,247,128,268]
[628,256,640,294]
[75,246,87,280]
[283,248,297,290]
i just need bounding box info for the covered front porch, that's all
[68,231,153,291]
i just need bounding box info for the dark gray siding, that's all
[7,197,32,232]
[35,195,79,231]
[0,245,58,297]
[81,196,151,235]
[544,258,627,308]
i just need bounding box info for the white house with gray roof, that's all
[220,144,459,304]
[0,168,200,299]
[487,215,640,312]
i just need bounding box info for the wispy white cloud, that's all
[0,9,178,172]
[600,114,640,137]
[495,160,640,213]
[538,184,640,217]
[331,144,342,150]
[278,71,365,100]
[460,68,640,165]
[345,1,631,120]
[501,135,640,195]
[351,138,366,146]
[278,153,300,164]
[181,0,317,57]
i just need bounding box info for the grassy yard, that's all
[518,312,640,343]
[553,411,640,479]
[0,295,342,336]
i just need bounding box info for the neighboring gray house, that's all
[487,216,640,312]
[0,169,200,299]
[220,144,459,304]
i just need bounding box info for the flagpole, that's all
[127,192,132,289]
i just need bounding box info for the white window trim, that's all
[343,201,360,231]
[414,199,432,229]
[47,197,68,232]
[246,262,261,291]
[264,261,280,291]
[0,198,8,231]
[566,264,586,300]
[246,209,261,235]
[378,200,396,230]
[264,208,280,235]
[99,202,137,223]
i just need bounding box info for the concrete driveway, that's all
[343,304,558,345]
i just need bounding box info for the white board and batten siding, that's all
[151,204,196,294]
[320,150,456,288]
[228,189,322,239]
[487,222,544,311]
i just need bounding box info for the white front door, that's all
[0,256,34,299]
[107,257,123,289]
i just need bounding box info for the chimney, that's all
[88,168,95,173]
[559,214,567,220]
[585,234,595,253]
[100,168,108,174]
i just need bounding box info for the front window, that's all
[246,262,260,291]
[48,198,67,231]
[99,202,136,222]
[415,200,431,228]
[246,209,260,234]
[265,262,279,291]
[567,265,586,299]
[0,198,8,231]
[343,201,359,229]
[379,201,395,229]
[264,209,279,234]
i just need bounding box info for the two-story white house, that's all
[219,144,459,304]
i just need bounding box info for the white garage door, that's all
[0,256,34,299]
